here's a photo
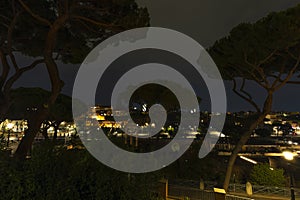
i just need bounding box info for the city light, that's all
[283,151,295,161]
[239,156,258,164]
[6,122,14,130]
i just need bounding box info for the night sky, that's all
[13,0,300,111]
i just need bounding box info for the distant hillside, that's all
[7,87,73,120]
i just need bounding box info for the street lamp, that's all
[283,151,295,161]
[283,150,295,200]
[6,122,14,148]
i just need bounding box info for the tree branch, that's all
[244,52,269,87]
[0,50,10,88]
[230,65,268,89]
[71,4,109,13]
[274,54,300,91]
[0,22,9,29]
[71,15,121,31]
[73,18,100,34]
[286,49,298,61]
[269,75,300,85]
[270,65,285,89]
[64,0,69,14]
[9,53,19,71]
[286,80,300,84]
[18,0,52,26]
[0,14,10,21]
[240,78,253,100]
[3,59,44,93]
[257,49,277,67]
[232,78,261,112]
[6,11,21,54]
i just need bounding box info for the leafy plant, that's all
[0,143,162,200]
[250,163,285,187]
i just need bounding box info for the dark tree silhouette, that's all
[0,1,44,119]
[209,4,300,190]
[8,87,73,140]
[0,0,150,159]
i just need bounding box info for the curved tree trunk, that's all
[0,51,11,119]
[14,108,48,158]
[41,122,50,140]
[223,92,273,191]
[0,99,10,119]
[52,121,62,141]
[14,16,67,159]
[41,128,49,140]
[53,127,58,141]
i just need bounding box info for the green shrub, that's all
[0,142,161,200]
[250,163,285,187]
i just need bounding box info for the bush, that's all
[0,141,161,200]
[255,128,272,137]
[250,163,285,187]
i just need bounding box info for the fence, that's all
[225,194,254,200]
[167,179,300,199]
[168,184,253,200]
[168,185,214,200]
[228,182,300,197]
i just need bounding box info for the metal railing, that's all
[168,184,215,200]
[225,194,254,200]
[228,182,300,197]
[168,184,253,200]
[168,179,300,199]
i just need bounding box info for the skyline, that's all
[1,1,300,198]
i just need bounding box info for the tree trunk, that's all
[41,123,50,140]
[223,92,273,191]
[0,101,9,120]
[14,108,48,158]
[42,128,49,140]
[52,121,62,141]
[53,126,58,140]
[0,90,11,119]
[14,16,67,159]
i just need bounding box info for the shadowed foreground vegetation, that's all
[0,142,162,200]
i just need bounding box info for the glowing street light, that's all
[283,150,296,200]
[239,156,258,164]
[283,151,295,161]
